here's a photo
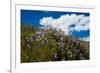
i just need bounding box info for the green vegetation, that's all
[21,24,89,63]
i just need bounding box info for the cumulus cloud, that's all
[39,14,90,41]
[79,37,90,41]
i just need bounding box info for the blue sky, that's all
[21,10,90,41]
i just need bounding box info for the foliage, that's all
[21,24,89,63]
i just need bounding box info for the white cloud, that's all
[40,14,90,41]
[74,16,90,31]
[79,37,90,41]
[74,23,89,31]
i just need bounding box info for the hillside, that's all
[21,25,89,63]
